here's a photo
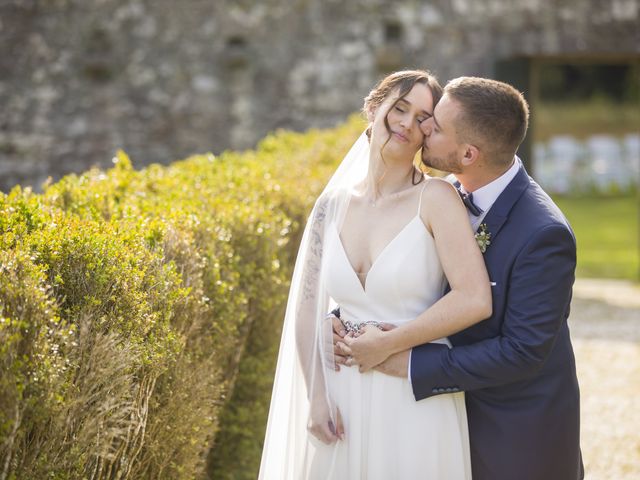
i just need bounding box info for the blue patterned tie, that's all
[457,188,483,216]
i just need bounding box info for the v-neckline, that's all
[333,215,424,293]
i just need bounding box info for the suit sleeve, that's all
[410,223,576,400]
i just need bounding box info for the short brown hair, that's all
[445,76,529,166]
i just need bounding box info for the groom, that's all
[333,77,583,480]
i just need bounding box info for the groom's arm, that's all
[410,224,576,400]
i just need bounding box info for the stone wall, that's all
[1,0,638,190]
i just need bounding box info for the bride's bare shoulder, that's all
[418,177,465,225]
[422,176,458,199]
[311,187,350,223]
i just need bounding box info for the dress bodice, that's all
[323,182,448,327]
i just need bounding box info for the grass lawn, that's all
[553,194,639,281]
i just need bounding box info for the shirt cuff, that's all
[407,349,412,385]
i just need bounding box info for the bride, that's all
[259,70,491,479]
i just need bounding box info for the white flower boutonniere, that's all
[475,223,491,253]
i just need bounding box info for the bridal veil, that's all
[258,132,370,479]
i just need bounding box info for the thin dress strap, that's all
[416,180,428,216]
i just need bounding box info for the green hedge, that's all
[0,116,364,479]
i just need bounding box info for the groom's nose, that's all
[420,118,432,136]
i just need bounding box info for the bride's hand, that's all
[308,399,344,444]
[340,324,396,373]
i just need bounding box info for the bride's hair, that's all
[363,69,443,185]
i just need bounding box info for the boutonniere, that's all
[475,223,491,253]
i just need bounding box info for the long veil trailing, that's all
[258,132,370,479]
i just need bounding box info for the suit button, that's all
[432,388,439,393]
[445,387,454,392]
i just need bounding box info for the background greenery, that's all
[535,100,640,141]
[534,63,639,141]
[534,63,639,281]
[0,116,362,479]
[554,195,638,281]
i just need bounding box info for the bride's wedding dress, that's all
[258,134,471,479]
[310,182,472,479]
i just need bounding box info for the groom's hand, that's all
[374,350,410,378]
[330,314,348,371]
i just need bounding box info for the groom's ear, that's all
[460,144,480,167]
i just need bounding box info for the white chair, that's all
[623,134,640,182]
[546,135,585,193]
[586,135,630,191]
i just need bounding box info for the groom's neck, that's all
[457,160,514,192]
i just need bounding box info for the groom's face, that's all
[420,94,464,174]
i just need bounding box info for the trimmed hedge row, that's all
[0,116,364,479]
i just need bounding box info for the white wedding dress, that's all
[310,183,472,479]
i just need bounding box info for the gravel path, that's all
[570,278,640,479]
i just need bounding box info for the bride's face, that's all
[369,83,434,161]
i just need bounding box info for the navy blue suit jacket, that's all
[411,164,583,479]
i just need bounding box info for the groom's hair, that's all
[445,77,529,167]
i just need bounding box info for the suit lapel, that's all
[477,163,530,240]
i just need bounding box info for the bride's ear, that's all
[460,144,480,167]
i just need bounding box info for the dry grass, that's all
[571,278,640,479]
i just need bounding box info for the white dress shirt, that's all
[460,157,521,229]
[407,157,522,382]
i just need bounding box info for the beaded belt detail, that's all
[342,319,383,335]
